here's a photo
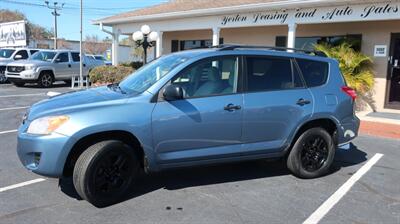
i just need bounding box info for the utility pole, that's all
[45,1,64,49]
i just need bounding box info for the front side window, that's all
[14,50,28,60]
[56,52,69,63]
[31,51,57,61]
[296,59,329,87]
[246,57,303,92]
[171,56,239,98]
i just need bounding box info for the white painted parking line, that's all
[0,106,29,111]
[303,153,384,224]
[0,93,44,98]
[47,91,61,97]
[0,129,17,135]
[0,178,46,193]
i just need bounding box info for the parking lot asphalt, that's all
[0,84,399,224]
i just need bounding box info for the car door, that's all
[242,55,313,155]
[152,55,243,164]
[53,52,71,79]
[70,52,82,77]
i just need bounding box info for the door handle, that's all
[297,98,311,106]
[224,103,241,111]
[68,64,71,68]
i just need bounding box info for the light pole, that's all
[45,1,64,49]
[132,25,158,64]
[79,0,83,88]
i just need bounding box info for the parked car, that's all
[5,50,102,87]
[0,48,40,83]
[87,54,112,66]
[17,45,360,207]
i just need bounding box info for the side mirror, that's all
[163,84,184,101]
[14,55,22,60]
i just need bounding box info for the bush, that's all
[89,65,134,85]
[120,61,143,70]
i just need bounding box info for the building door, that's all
[386,33,400,109]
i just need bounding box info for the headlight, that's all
[27,116,69,135]
[25,65,36,71]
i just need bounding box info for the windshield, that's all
[0,49,15,58]
[31,51,57,62]
[119,54,189,94]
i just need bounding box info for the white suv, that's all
[6,50,102,87]
[0,48,40,83]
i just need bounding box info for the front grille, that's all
[7,66,25,73]
[0,66,5,74]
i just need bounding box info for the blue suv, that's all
[17,45,359,207]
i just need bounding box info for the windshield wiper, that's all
[107,83,126,94]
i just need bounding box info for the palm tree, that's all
[314,42,376,111]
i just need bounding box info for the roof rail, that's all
[215,44,327,57]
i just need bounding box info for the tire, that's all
[73,140,139,207]
[37,72,54,88]
[287,127,335,179]
[0,74,7,84]
[13,82,25,87]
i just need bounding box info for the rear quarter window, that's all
[296,59,329,87]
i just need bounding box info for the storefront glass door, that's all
[386,33,400,109]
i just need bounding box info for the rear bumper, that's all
[337,115,360,145]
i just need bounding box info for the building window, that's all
[276,35,362,51]
[171,38,224,52]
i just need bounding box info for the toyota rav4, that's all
[17,45,360,207]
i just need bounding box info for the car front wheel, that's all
[38,73,53,88]
[287,127,335,179]
[73,140,140,207]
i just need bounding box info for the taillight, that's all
[341,86,357,100]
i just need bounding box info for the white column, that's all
[287,23,297,49]
[156,31,163,58]
[112,32,119,66]
[212,27,220,46]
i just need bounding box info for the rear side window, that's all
[71,53,80,62]
[296,59,329,87]
[246,57,303,92]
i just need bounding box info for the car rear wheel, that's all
[287,128,335,179]
[73,140,139,207]
[38,72,53,88]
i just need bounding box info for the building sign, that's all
[374,45,387,57]
[221,2,400,27]
[0,20,27,47]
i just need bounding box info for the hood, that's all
[27,86,131,121]
[7,59,51,67]
[0,58,13,65]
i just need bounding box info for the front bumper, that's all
[17,127,72,177]
[6,69,40,80]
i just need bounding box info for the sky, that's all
[0,0,166,41]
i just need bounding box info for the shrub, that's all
[315,43,376,111]
[89,65,134,85]
[120,61,143,70]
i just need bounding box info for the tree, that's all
[84,35,109,55]
[0,9,52,42]
[315,42,376,111]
